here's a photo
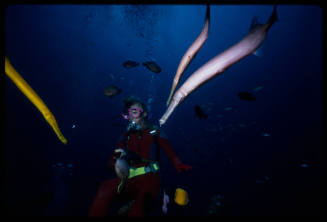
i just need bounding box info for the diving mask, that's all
[128,107,144,118]
[122,107,144,120]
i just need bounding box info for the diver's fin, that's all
[117,200,135,216]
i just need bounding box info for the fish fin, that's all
[249,16,261,31]
[253,42,264,57]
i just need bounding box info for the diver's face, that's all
[128,104,145,123]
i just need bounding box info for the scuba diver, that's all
[89,96,192,217]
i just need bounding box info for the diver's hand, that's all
[114,148,126,159]
[176,163,192,173]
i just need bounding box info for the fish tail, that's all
[268,5,278,26]
[206,4,210,21]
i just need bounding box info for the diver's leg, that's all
[128,188,146,217]
[128,173,160,217]
[88,178,120,217]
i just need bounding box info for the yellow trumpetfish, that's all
[5,57,67,144]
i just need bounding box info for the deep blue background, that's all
[5,4,323,216]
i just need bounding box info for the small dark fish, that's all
[123,60,139,69]
[238,91,256,101]
[104,85,122,98]
[142,61,162,73]
[194,105,208,120]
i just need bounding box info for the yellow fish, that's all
[5,57,67,144]
[174,188,189,206]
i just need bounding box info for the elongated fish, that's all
[159,6,278,126]
[5,57,67,144]
[166,4,210,106]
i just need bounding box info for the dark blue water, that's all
[5,4,323,216]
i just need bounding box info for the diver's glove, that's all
[176,163,192,173]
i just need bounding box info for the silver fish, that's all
[114,158,130,180]
[159,6,278,126]
[166,4,210,106]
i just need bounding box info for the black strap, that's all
[152,131,161,167]
[123,132,129,150]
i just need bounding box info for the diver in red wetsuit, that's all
[89,96,192,217]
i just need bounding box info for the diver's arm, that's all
[157,135,182,167]
[156,131,192,173]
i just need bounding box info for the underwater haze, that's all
[5,4,323,216]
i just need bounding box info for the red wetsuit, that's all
[88,127,186,217]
